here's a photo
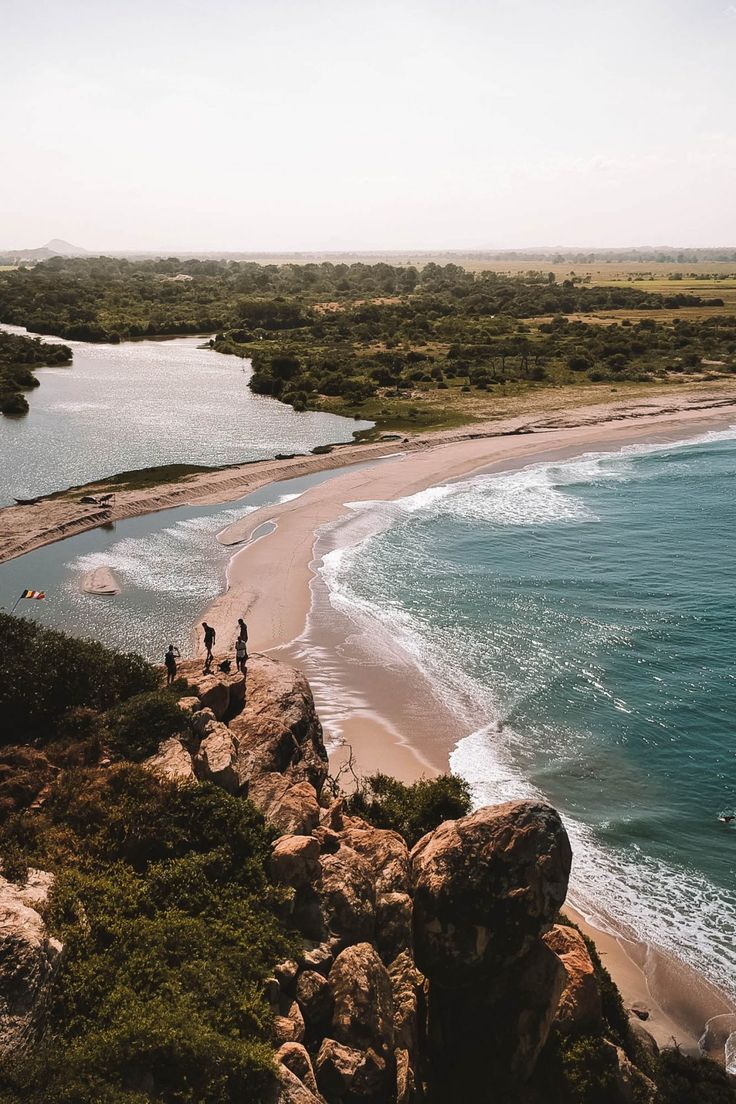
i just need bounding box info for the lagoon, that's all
[0,325,371,505]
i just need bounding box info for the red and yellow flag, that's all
[21,589,45,600]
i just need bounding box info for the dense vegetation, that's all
[0,331,71,415]
[0,768,294,1104]
[0,256,721,343]
[237,308,736,417]
[0,612,158,746]
[1,257,734,431]
[0,614,296,1102]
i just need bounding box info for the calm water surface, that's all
[0,324,371,504]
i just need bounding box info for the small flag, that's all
[10,589,46,613]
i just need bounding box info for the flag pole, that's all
[10,592,26,614]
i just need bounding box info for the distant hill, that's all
[0,239,88,263]
[43,238,88,256]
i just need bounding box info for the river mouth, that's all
[0,324,372,505]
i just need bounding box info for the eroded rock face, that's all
[0,871,63,1058]
[274,1000,306,1045]
[274,1061,323,1104]
[175,661,245,720]
[251,774,321,836]
[315,846,375,947]
[229,656,328,793]
[296,969,334,1041]
[411,800,572,986]
[426,939,566,1099]
[544,923,603,1030]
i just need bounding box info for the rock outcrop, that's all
[409,802,571,1100]
[543,922,603,1031]
[411,800,572,985]
[145,655,327,831]
[0,871,63,1059]
[0,649,653,1104]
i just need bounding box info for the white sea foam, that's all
[316,426,736,1001]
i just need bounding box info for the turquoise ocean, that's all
[318,429,736,1001]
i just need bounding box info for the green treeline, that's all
[237,308,736,413]
[0,332,72,415]
[0,257,734,427]
[0,256,723,343]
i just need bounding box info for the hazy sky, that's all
[2,0,735,251]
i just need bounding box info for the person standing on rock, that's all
[235,617,248,673]
[164,643,181,686]
[202,622,216,672]
[235,634,248,673]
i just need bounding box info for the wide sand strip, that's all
[199,402,736,1055]
[2,388,736,565]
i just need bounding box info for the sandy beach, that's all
[2,387,736,567]
[199,398,736,1055]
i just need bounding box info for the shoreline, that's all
[199,402,736,1055]
[2,387,736,566]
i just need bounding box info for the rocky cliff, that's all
[0,654,673,1103]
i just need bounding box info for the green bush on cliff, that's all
[0,613,158,745]
[105,691,193,762]
[0,766,296,1104]
[346,771,472,846]
[654,1047,736,1104]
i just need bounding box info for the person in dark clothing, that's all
[164,643,181,686]
[235,618,248,673]
[202,622,216,671]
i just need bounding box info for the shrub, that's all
[0,614,157,745]
[105,692,193,762]
[346,772,472,846]
[0,767,296,1103]
[654,1047,736,1104]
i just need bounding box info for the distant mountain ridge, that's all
[0,239,88,262]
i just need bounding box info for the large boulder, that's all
[193,722,243,793]
[410,800,571,986]
[328,943,395,1058]
[605,1041,658,1104]
[426,940,566,1100]
[229,656,328,793]
[296,969,334,1040]
[250,774,320,836]
[276,1042,321,1097]
[543,923,603,1030]
[388,951,424,1058]
[143,737,196,784]
[339,826,410,897]
[315,846,375,947]
[0,871,63,1058]
[270,835,321,890]
[375,892,413,965]
[315,1038,387,1101]
[274,1000,306,1045]
[273,1061,323,1104]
